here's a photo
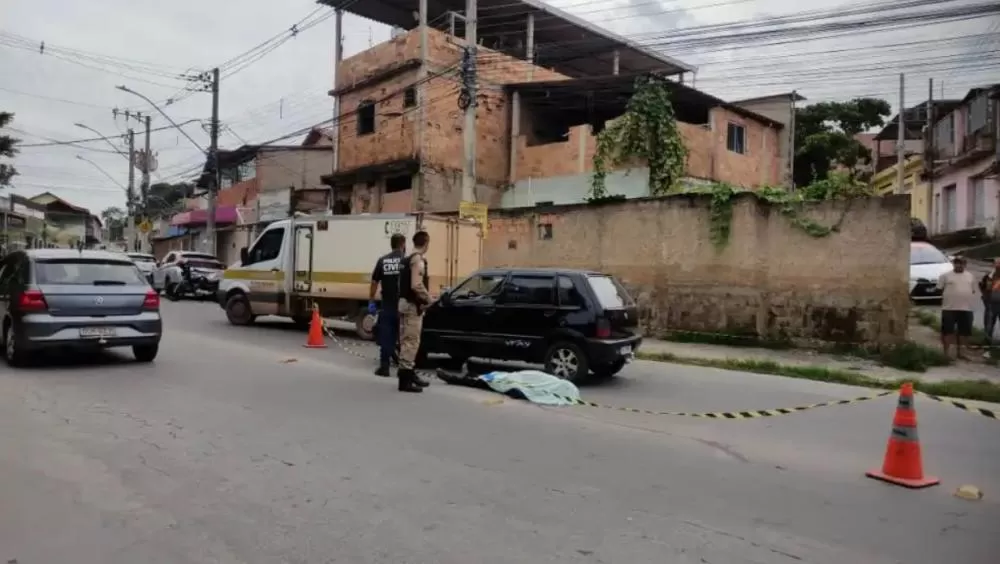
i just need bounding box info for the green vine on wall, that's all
[702,173,868,249]
[589,76,688,201]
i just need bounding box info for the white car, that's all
[152,251,225,295]
[909,242,952,301]
[127,252,157,284]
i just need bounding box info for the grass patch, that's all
[875,341,951,372]
[636,351,1000,404]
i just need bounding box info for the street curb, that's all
[634,352,1000,409]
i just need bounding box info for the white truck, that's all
[216,212,483,339]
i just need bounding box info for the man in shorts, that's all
[936,256,979,359]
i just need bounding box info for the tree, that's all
[101,206,127,241]
[793,98,892,188]
[0,112,19,187]
[144,182,193,218]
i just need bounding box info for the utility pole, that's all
[895,73,905,195]
[206,67,220,256]
[459,0,478,203]
[126,129,136,250]
[926,78,934,232]
[141,115,152,252]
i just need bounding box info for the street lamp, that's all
[115,85,205,154]
[73,123,129,161]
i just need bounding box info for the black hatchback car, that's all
[420,268,642,382]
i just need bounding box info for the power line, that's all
[17,120,203,148]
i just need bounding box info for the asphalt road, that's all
[1,301,998,564]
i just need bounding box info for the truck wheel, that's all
[355,307,377,341]
[225,294,256,326]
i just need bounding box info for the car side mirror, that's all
[240,247,249,265]
[439,289,451,305]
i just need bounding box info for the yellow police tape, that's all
[313,323,998,421]
[563,391,896,419]
[918,393,998,420]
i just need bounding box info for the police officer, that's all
[369,233,406,377]
[397,230,431,393]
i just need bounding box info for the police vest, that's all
[400,253,429,304]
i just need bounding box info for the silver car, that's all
[0,249,163,366]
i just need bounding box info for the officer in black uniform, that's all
[369,233,406,377]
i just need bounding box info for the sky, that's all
[1,0,996,217]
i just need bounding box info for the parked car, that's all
[0,249,162,366]
[910,241,953,301]
[127,252,157,285]
[420,268,642,383]
[152,251,224,296]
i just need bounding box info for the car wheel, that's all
[544,341,589,383]
[355,307,376,341]
[225,294,256,326]
[593,358,627,379]
[133,344,158,363]
[2,322,29,368]
[165,282,181,301]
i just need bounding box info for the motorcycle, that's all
[165,263,221,301]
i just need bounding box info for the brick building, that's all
[320,0,783,213]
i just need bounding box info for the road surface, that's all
[0,301,997,564]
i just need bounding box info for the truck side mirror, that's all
[240,247,249,265]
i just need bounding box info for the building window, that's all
[403,87,417,108]
[966,95,989,134]
[726,123,746,154]
[357,100,375,135]
[385,175,412,193]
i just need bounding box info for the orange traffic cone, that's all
[303,308,328,349]
[866,382,939,489]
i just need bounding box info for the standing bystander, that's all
[937,256,979,359]
[979,258,1000,342]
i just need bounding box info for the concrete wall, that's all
[256,150,334,194]
[482,194,911,345]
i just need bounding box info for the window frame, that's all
[357,100,376,136]
[449,272,507,301]
[726,122,747,155]
[556,275,584,309]
[246,227,285,265]
[496,274,556,307]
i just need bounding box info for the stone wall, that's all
[482,194,911,345]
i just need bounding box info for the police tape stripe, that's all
[917,392,998,420]
[307,328,998,421]
[563,391,896,419]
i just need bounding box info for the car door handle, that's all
[270,268,280,272]
[481,307,496,314]
[543,310,557,317]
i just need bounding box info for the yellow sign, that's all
[459,201,488,239]
[138,219,152,233]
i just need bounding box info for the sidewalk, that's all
[638,338,1000,386]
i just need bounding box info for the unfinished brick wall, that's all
[337,69,420,173]
[515,105,782,188]
[482,194,910,345]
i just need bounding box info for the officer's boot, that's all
[397,369,423,393]
[373,363,390,377]
[412,371,430,388]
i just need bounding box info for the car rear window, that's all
[587,275,633,309]
[35,259,147,285]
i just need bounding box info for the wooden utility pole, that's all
[206,67,220,256]
[460,0,478,203]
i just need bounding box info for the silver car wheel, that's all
[550,347,579,379]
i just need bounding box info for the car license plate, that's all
[80,327,116,338]
[619,345,632,355]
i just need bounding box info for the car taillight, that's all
[596,317,611,339]
[18,289,47,312]
[143,290,160,310]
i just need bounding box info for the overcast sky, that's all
[1,0,996,216]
